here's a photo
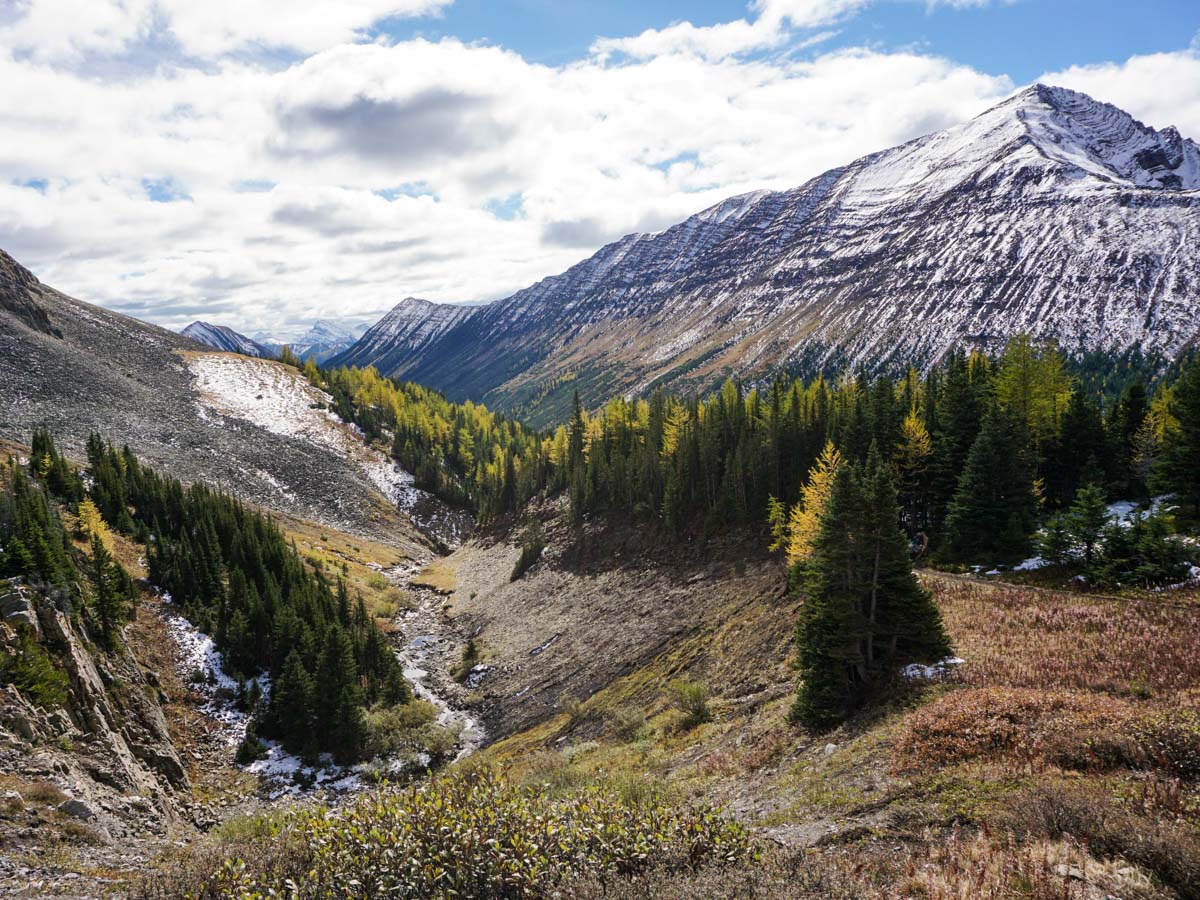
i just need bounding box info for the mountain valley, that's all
[2,80,1200,900]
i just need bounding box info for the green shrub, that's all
[670,680,712,730]
[607,705,650,742]
[234,726,269,765]
[1,628,69,710]
[149,767,755,898]
[362,700,438,758]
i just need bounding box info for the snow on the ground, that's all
[1106,495,1174,527]
[188,353,417,506]
[187,353,469,548]
[901,657,965,680]
[1015,556,1048,571]
[158,591,378,796]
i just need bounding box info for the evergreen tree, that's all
[1158,355,1200,517]
[1064,482,1111,572]
[792,457,950,729]
[88,535,132,647]
[939,404,1037,564]
[270,650,314,753]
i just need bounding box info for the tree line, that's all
[315,338,1200,573]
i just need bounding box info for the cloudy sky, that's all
[1,0,1198,336]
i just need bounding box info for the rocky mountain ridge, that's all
[181,321,271,358]
[332,84,1200,425]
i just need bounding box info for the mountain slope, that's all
[337,85,1200,425]
[331,298,478,374]
[0,249,431,553]
[181,321,271,357]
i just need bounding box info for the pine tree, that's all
[939,404,1037,564]
[1159,355,1200,517]
[1038,514,1072,568]
[792,466,866,728]
[269,650,314,752]
[861,452,950,667]
[1065,482,1111,571]
[929,351,984,534]
[893,411,933,531]
[792,457,950,729]
[89,535,131,647]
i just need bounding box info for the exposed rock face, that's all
[333,85,1200,426]
[0,581,189,846]
[0,249,59,338]
[0,580,40,637]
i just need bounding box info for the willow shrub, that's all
[170,766,755,898]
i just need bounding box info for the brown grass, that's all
[929,577,1200,697]
[410,558,457,595]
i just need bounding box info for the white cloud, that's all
[0,0,452,62]
[591,0,866,60]
[1,1,1193,337]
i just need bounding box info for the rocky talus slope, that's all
[0,249,430,552]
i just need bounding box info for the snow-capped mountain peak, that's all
[328,85,1200,425]
[1015,84,1200,190]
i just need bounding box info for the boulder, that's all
[57,797,97,821]
[0,579,40,637]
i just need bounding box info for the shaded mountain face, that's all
[334,85,1200,426]
[182,321,271,357]
[331,298,479,374]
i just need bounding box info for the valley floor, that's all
[6,494,1200,898]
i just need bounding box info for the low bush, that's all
[995,782,1200,899]
[894,687,1137,772]
[1134,703,1200,780]
[362,700,440,758]
[671,680,712,731]
[138,767,755,898]
[606,705,650,742]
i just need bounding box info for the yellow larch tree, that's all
[785,441,844,568]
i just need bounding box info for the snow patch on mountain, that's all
[187,353,420,509]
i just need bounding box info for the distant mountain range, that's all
[180,319,368,362]
[328,84,1200,425]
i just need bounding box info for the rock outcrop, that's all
[0,578,189,845]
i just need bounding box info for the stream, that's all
[385,560,486,763]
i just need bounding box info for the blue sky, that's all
[381,0,1200,80]
[1,0,1198,333]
